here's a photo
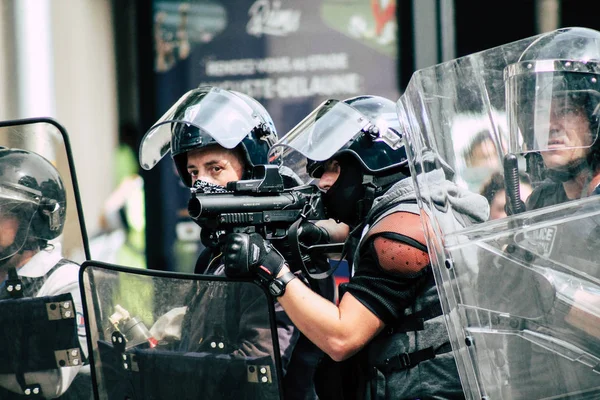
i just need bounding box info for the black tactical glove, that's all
[270,221,331,264]
[223,233,285,279]
[298,221,331,245]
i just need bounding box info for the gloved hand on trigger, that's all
[298,221,331,245]
[223,233,286,279]
[270,221,330,263]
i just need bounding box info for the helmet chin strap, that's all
[356,175,377,225]
[0,256,14,270]
[0,238,44,272]
[0,245,25,270]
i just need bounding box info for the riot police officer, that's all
[499,26,600,398]
[222,95,485,399]
[139,85,337,399]
[505,27,600,208]
[0,148,89,399]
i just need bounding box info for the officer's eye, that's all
[324,160,340,174]
[552,99,584,118]
[559,106,581,118]
[210,165,224,174]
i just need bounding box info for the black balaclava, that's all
[322,154,367,227]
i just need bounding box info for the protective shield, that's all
[80,261,283,400]
[398,28,600,399]
[0,118,90,398]
[0,118,89,264]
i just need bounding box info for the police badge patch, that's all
[515,226,557,257]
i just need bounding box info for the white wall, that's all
[0,1,17,120]
[0,0,118,245]
[51,0,118,238]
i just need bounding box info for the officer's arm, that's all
[276,271,383,361]
[277,211,429,362]
[315,219,350,243]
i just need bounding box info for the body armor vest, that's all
[352,201,464,400]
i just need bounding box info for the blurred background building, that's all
[0,0,598,273]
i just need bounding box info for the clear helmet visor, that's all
[506,64,600,155]
[0,185,40,261]
[269,99,370,165]
[269,99,404,177]
[139,87,265,170]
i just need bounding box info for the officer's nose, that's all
[318,171,339,192]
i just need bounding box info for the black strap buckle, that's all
[380,347,437,373]
[398,352,412,369]
[383,352,412,372]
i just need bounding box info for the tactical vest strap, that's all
[386,315,425,333]
[1,258,72,299]
[376,342,452,374]
[385,300,443,334]
[19,258,72,298]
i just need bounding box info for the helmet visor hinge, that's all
[41,200,61,231]
[362,124,380,140]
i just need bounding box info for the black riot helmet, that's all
[270,95,408,226]
[303,96,408,179]
[505,27,600,182]
[139,86,278,187]
[0,149,66,261]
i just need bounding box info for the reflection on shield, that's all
[0,118,90,398]
[81,261,283,400]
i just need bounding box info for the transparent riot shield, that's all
[81,261,283,400]
[0,118,89,262]
[398,28,600,399]
[0,118,91,398]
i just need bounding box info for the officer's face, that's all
[541,98,594,169]
[0,214,19,250]
[317,159,341,192]
[186,146,245,187]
